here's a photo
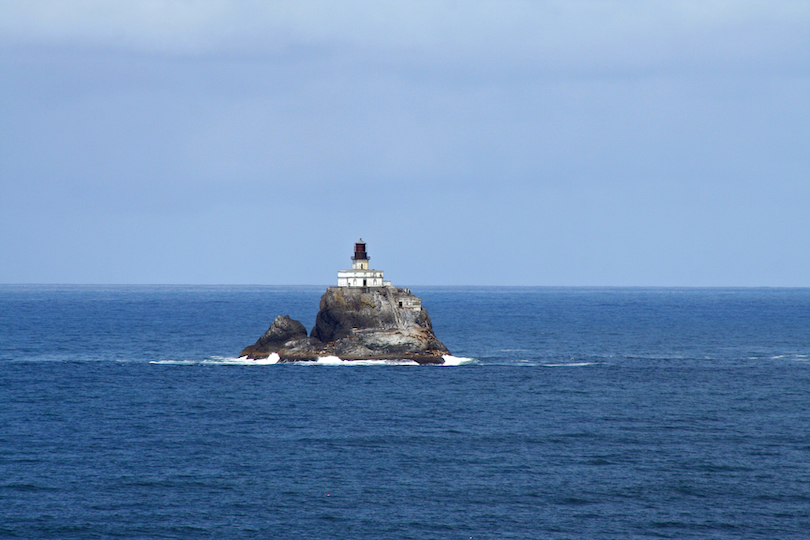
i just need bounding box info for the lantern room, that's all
[351,240,369,270]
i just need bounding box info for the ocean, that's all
[1,285,809,539]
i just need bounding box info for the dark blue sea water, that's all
[1,285,809,539]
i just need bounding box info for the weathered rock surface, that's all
[238,315,323,360]
[239,286,449,364]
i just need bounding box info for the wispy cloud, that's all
[2,1,808,72]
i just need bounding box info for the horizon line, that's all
[2,283,809,290]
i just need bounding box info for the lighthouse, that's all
[337,239,391,288]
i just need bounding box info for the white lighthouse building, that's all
[337,239,392,288]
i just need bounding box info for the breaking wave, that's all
[150,354,476,366]
[150,354,280,365]
[441,355,477,366]
[315,356,419,366]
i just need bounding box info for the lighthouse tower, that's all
[351,240,370,270]
[337,239,390,288]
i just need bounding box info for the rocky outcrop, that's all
[238,315,323,361]
[240,286,449,364]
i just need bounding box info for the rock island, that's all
[239,240,450,364]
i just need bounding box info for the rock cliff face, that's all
[239,286,449,364]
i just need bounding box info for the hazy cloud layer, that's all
[1,1,809,285]
[3,1,808,69]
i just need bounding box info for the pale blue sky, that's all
[2,1,808,286]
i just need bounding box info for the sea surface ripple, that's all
[1,286,809,538]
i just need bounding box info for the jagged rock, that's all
[239,287,449,364]
[239,315,314,359]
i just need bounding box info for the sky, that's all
[1,1,809,286]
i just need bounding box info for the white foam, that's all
[314,356,419,366]
[150,353,280,365]
[311,355,474,366]
[150,354,472,367]
[316,355,344,365]
[441,355,476,366]
[242,353,280,365]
